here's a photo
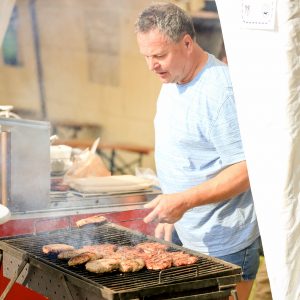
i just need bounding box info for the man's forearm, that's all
[183,161,250,209]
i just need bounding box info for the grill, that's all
[0,222,241,300]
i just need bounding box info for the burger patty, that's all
[135,242,169,254]
[68,251,103,266]
[85,258,120,274]
[82,243,117,257]
[83,243,117,252]
[144,253,173,270]
[113,246,144,259]
[169,251,199,267]
[119,258,145,272]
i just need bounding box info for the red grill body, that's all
[0,209,156,300]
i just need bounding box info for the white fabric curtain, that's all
[215,1,300,299]
[0,0,16,48]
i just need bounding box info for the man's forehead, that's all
[137,29,170,43]
[137,30,174,55]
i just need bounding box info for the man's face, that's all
[137,29,189,84]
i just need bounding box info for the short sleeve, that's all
[209,94,245,166]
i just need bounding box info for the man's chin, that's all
[157,75,174,84]
[159,78,171,83]
[156,72,170,82]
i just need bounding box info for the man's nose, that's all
[147,57,159,71]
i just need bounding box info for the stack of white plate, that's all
[68,175,153,194]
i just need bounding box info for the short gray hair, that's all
[135,2,195,43]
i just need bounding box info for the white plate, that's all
[68,175,153,193]
[0,204,11,225]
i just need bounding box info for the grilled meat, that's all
[114,246,144,259]
[135,242,168,254]
[68,251,103,266]
[57,249,87,260]
[109,247,140,260]
[144,252,173,270]
[170,251,199,267]
[76,215,107,228]
[85,258,120,274]
[119,258,145,272]
[47,240,198,272]
[82,243,117,256]
[42,244,74,255]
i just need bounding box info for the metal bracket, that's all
[216,276,239,299]
[0,255,29,300]
[60,274,75,300]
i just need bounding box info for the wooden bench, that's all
[54,139,153,175]
[51,121,101,139]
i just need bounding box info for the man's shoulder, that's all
[203,55,232,87]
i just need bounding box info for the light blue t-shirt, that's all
[154,54,259,256]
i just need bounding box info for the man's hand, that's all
[143,192,189,224]
[154,223,174,241]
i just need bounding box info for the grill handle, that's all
[217,275,240,291]
[158,264,201,284]
[33,216,72,235]
[0,131,11,207]
[0,255,28,300]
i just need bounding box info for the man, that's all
[135,3,260,300]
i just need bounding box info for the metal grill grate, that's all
[1,222,241,293]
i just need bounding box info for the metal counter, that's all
[9,188,160,220]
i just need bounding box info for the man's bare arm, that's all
[144,160,250,224]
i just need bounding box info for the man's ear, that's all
[182,34,193,50]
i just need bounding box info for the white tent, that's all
[216,1,300,299]
[0,0,15,225]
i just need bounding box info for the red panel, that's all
[0,209,155,237]
[0,265,47,300]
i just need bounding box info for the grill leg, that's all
[231,289,239,300]
[0,257,28,300]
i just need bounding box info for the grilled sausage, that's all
[42,244,74,255]
[76,215,107,228]
[57,249,87,260]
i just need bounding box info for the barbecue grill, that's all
[0,222,241,300]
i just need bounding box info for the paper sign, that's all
[241,0,277,30]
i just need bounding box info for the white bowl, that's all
[0,204,11,225]
[50,145,73,175]
[50,145,72,160]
